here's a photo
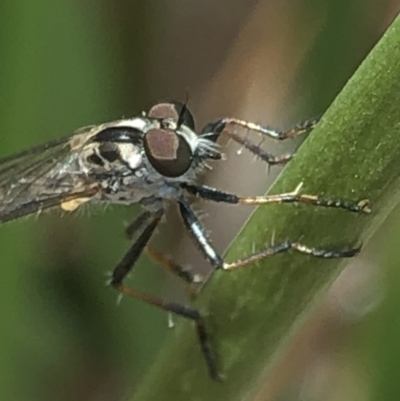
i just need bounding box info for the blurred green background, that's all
[0,1,399,400]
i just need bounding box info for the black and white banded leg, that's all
[200,116,320,165]
[182,183,371,214]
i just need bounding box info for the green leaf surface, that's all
[132,13,400,401]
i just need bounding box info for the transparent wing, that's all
[0,135,99,223]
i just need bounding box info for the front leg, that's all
[199,117,319,166]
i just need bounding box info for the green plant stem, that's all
[132,14,400,401]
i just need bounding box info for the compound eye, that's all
[143,128,192,177]
[148,102,195,130]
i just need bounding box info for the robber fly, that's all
[0,101,370,379]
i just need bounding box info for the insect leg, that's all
[222,116,320,140]
[113,209,219,380]
[145,247,200,299]
[223,240,362,271]
[126,212,200,298]
[125,210,155,240]
[178,200,224,270]
[182,184,371,214]
[199,117,319,165]
[178,199,362,271]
